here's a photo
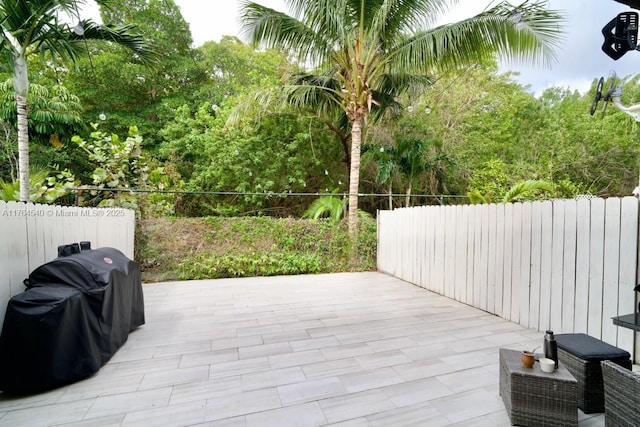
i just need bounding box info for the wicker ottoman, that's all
[555,333,631,414]
[499,348,578,426]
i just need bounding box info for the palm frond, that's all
[287,0,354,42]
[240,1,333,66]
[302,196,346,222]
[502,179,554,203]
[467,190,490,205]
[371,0,453,44]
[69,20,158,65]
[391,0,564,73]
[375,73,434,99]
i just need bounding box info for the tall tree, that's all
[240,0,564,240]
[0,0,154,201]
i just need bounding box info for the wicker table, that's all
[499,348,578,426]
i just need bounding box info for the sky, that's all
[83,0,640,95]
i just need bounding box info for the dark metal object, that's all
[602,11,639,59]
[614,0,640,9]
[544,330,559,369]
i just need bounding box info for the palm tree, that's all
[0,0,155,202]
[364,137,453,209]
[240,0,563,240]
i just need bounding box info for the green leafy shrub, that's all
[177,252,322,279]
[138,216,377,282]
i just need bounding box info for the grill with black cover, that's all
[0,246,144,393]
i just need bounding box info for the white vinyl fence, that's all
[0,201,135,331]
[378,197,639,361]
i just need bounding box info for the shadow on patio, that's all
[0,272,604,426]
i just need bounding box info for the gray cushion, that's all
[556,333,630,361]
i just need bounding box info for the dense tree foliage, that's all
[0,1,637,218]
[361,65,640,208]
[0,0,154,201]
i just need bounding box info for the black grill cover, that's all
[0,247,144,393]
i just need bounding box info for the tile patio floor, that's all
[0,272,606,426]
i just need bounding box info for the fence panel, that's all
[574,199,591,334]
[377,197,638,361]
[510,203,522,324]
[587,199,606,338]
[562,200,578,333]
[550,200,566,332]
[617,197,637,351]
[503,203,514,322]
[602,199,622,345]
[454,206,465,301]
[444,206,456,299]
[479,204,490,312]
[528,202,543,330]
[538,201,554,332]
[519,203,532,329]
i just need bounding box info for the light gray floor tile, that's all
[242,366,307,391]
[325,418,370,427]
[366,336,417,352]
[179,348,238,368]
[121,400,206,426]
[290,336,341,352]
[0,399,94,427]
[319,389,395,424]
[198,416,247,427]
[381,377,453,407]
[338,367,405,393]
[245,401,327,427]
[111,355,181,377]
[170,376,243,405]
[210,335,263,351]
[0,388,65,412]
[435,367,496,393]
[84,387,172,420]
[302,358,364,380]
[392,358,459,381]
[57,372,144,402]
[209,357,271,379]
[238,342,292,359]
[277,377,347,406]
[430,389,506,424]
[366,402,451,427]
[261,329,311,344]
[205,388,282,422]
[152,340,213,358]
[320,343,374,360]
[355,349,413,370]
[51,414,125,427]
[268,349,326,369]
[138,365,210,390]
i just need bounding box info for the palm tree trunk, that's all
[16,95,29,202]
[405,182,412,208]
[348,116,363,241]
[14,55,30,202]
